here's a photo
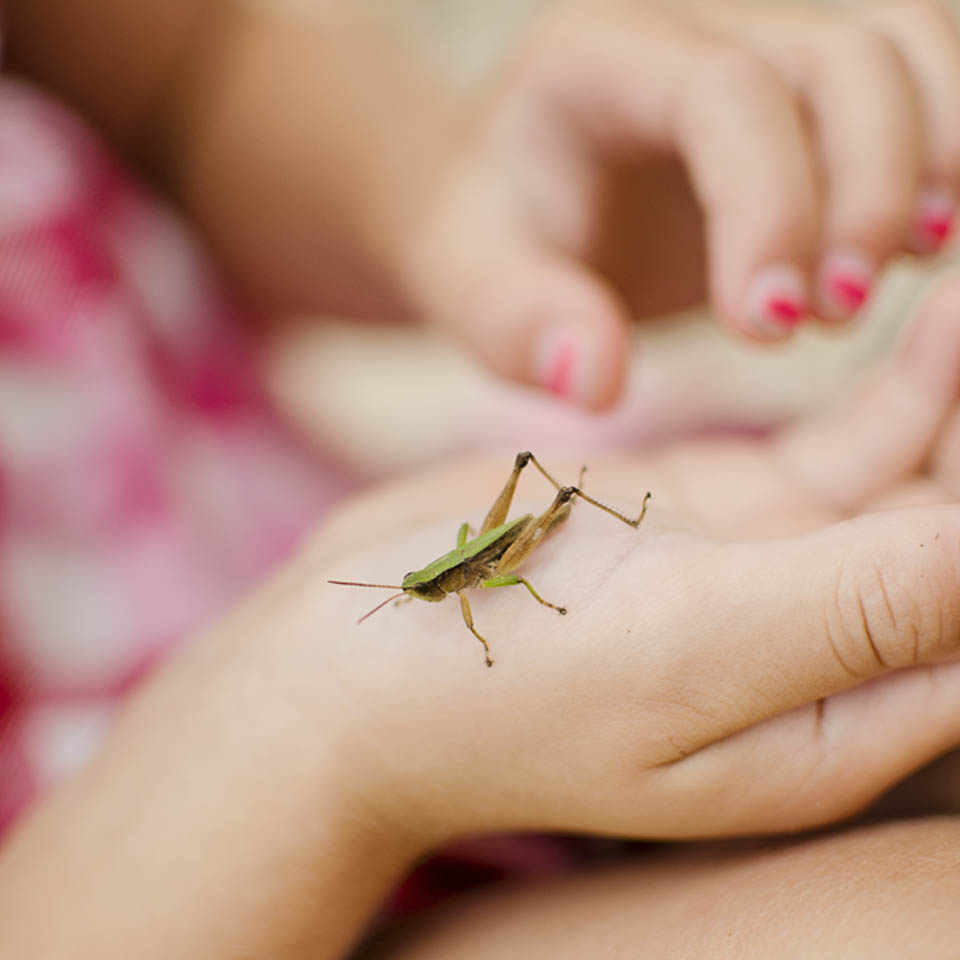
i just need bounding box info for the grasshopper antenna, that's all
[328,581,408,625]
[328,580,405,589]
[356,592,406,624]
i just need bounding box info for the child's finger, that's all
[858,0,960,254]
[673,44,819,340]
[524,6,822,341]
[776,269,960,511]
[680,4,924,323]
[406,203,632,410]
[797,26,921,322]
[650,660,960,836]
[407,5,824,407]
[651,505,960,763]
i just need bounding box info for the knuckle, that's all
[919,533,960,661]
[832,553,919,675]
[687,43,782,103]
[832,530,960,676]
[819,23,906,76]
[678,44,796,180]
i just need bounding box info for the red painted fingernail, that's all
[534,325,587,402]
[766,297,806,326]
[543,339,576,397]
[912,186,957,254]
[920,214,953,247]
[829,275,868,310]
[819,249,874,320]
[745,265,808,338]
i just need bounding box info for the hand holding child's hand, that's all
[401,0,960,407]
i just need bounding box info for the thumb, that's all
[648,505,960,759]
[405,212,631,409]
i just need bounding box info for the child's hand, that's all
[315,265,960,848]
[17,0,951,411]
[400,0,960,408]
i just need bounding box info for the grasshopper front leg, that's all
[458,592,494,667]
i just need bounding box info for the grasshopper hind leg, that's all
[458,592,494,668]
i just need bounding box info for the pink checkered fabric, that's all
[0,78,347,837]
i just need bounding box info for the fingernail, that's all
[911,186,956,254]
[534,327,582,401]
[819,249,874,320]
[744,265,809,338]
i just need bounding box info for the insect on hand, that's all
[329,451,651,667]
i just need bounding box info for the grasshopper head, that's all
[402,574,446,602]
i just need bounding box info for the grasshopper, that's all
[329,451,650,667]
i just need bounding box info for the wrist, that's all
[0,578,422,960]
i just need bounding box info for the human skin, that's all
[6,0,960,406]
[360,820,960,960]
[4,271,960,957]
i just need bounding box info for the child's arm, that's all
[5,0,454,320]
[0,579,420,960]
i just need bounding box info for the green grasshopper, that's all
[329,451,650,667]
